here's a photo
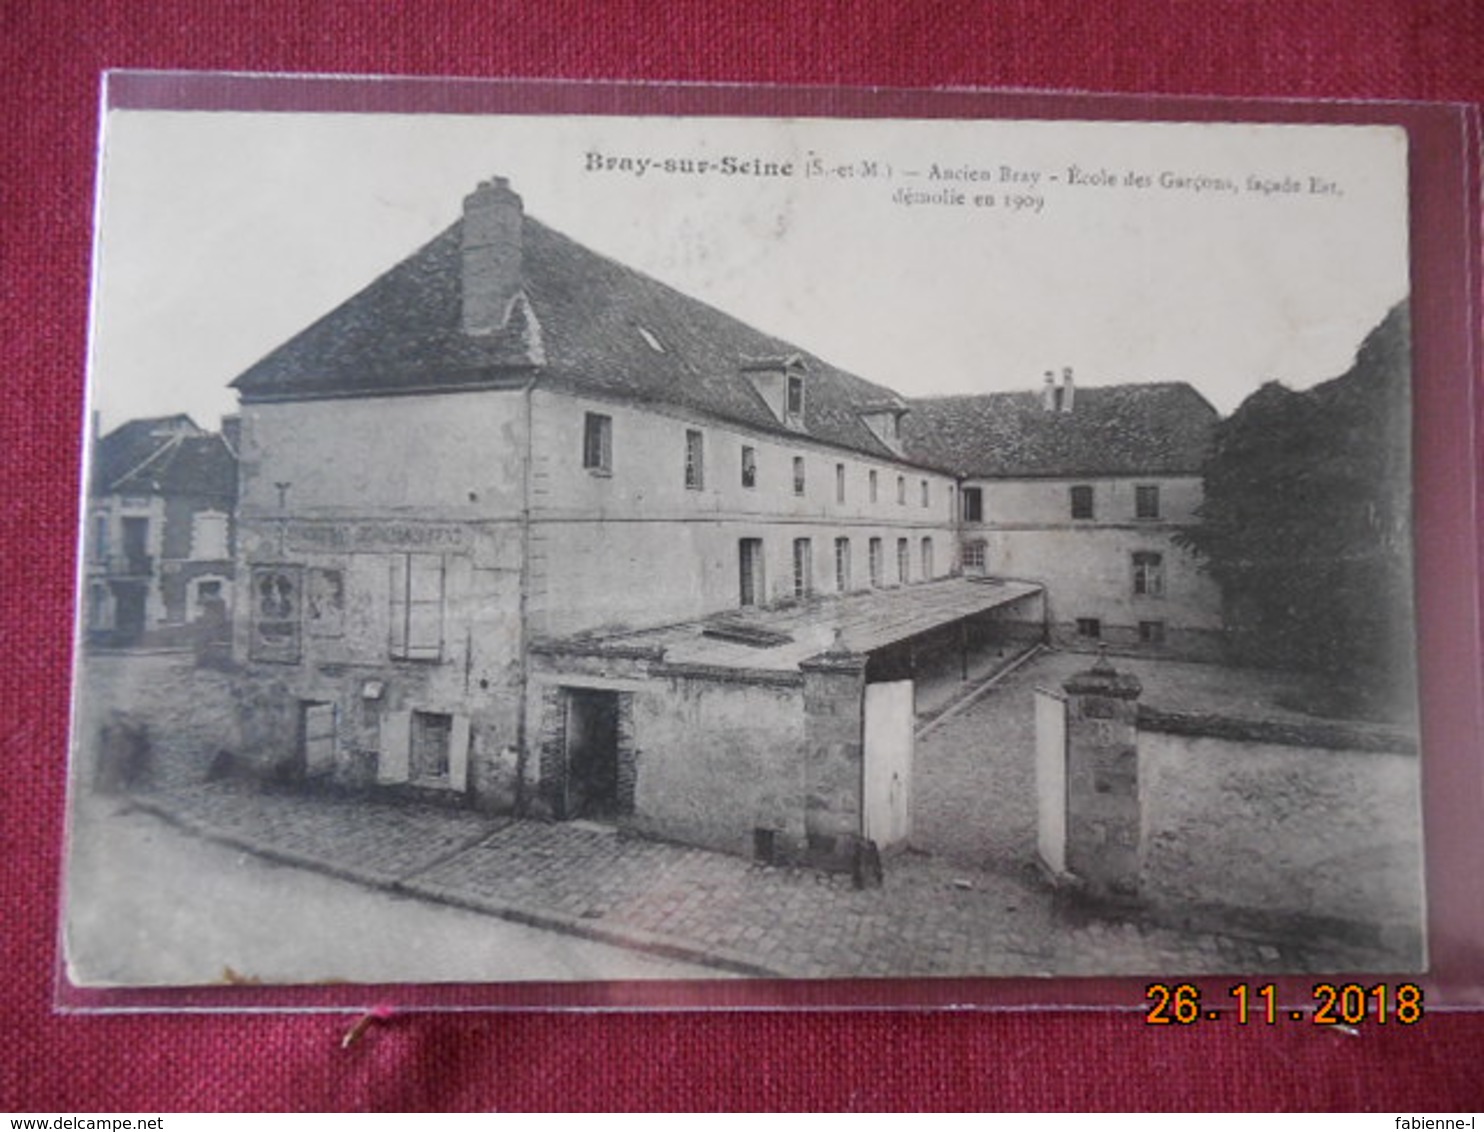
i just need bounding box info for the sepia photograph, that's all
[64,94,1424,990]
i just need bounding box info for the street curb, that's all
[128,795,783,980]
[397,879,784,979]
[130,796,405,892]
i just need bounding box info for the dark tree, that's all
[1178,303,1415,718]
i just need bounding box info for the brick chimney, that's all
[461,177,525,336]
[1061,366,1075,413]
[1042,371,1057,411]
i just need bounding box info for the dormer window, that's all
[859,401,909,457]
[787,375,804,418]
[741,355,808,432]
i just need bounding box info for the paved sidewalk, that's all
[122,774,1382,982]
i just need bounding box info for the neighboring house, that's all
[85,414,238,647]
[903,371,1223,658]
[227,176,1047,868]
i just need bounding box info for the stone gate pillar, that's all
[1062,654,1143,901]
[799,645,869,876]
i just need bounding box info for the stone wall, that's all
[631,671,808,859]
[526,652,810,860]
[1047,657,1425,960]
[1138,719,1423,957]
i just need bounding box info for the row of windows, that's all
[586,412,1175,527]
[957,484,1164,522]
[1072,484,1160,520]
[251,541,1164,661]
[583,412,944,509]
[741,535,936,606]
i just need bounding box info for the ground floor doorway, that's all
[564,688,621,821]
[298,700,336,778]
[110,581,147,643]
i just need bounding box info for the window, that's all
[92,515,108,563]
[836,463,846,504]
[391,553,445,660]
[834,537,851,591]
[1139,620,1167,644]
[962,487,983,523]
[1136,484,1161,519]
[739,538,764,606]
[787,375,804,417]
[250,565,302,663]
[1070,484,1095,519]
[793,456,806,496]
[1133,551,1165,598]
[684,429,705,490]
[379,709,469,791]
[582,412,612,473]
[193,579,224,620]
[741,445,757,488]
[868,538,883,586]
[963,540,987,574]
[869,470,879,503]
[896,538,909,584]
[792,538,813,599]
[88,582,109,630]
[921,480,929,507]
[921,537,934,579]
[897,476,906,505]
[121,516,150,574]
[1076,618,1102,639]
[191,510,229,559]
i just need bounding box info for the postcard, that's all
[65,82,1427,994]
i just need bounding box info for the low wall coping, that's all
[1137,705,1418,756]
[650,660,806,689]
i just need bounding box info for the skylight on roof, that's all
[702,622,795,648]
[637,326,665,353]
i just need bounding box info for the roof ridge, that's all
[910,380,1202,404]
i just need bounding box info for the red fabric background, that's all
[3,0,1482,1112]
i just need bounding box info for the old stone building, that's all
[226,175,1216,867]
[85,414,237,647]
[904,372,1222,658]
[228,177,1051,867]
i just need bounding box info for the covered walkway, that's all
[541,576,1046,704]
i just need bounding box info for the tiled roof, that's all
[902,383,1218,478]
[94,416,237,500]
[231,216,921,463]
[92,415,198,492]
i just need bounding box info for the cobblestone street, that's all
[69,650,1396,984]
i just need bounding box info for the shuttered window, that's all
[390,553,445,661]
